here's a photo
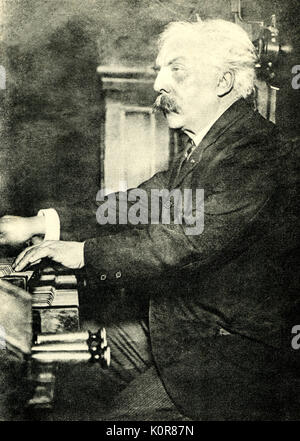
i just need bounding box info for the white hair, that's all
[158,19,258,98]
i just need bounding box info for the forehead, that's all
[156,37,199,67]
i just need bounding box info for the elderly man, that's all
[0,19,299,420]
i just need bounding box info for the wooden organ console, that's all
[27,264,80,410]
[0,260,110,418]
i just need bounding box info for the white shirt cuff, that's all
[37,208,60,241]
[78,241,85,268]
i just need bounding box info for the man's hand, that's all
[0,215,45,245]
[13,240,85,271]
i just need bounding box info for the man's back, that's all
[148,99,299,420]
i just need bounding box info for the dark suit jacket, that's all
[59,99,299,420]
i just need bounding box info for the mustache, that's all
[152,94,180,114]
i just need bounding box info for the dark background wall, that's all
[0,0,299,217]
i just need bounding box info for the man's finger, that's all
[13,240,54,269]
[0,234,7,245]
[13,244,37,269]
[14,245,52,271]
[31,235,43,245]
[0,216,14,224]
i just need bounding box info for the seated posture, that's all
[0,19,299,420]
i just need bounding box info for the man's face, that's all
[153,38,219,134]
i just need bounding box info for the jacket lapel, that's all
[169,99,252,189]
[168,135,194,188]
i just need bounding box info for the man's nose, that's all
[153,68,170,93]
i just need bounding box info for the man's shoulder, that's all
[240,104,278,137]
[241,108,296,165]
[198,106,287,189]
[221,105,281,156]
[204,100,280,159]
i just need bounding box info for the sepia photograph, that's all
[0,0,299,425]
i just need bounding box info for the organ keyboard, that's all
[0,259,110,415]
[26,263,81,410]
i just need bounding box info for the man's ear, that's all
[217,71,234,97]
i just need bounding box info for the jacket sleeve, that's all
[83,147,278,287]
[44,168,171,242]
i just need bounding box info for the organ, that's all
[0,0,298,423]
[0,260,110,416]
